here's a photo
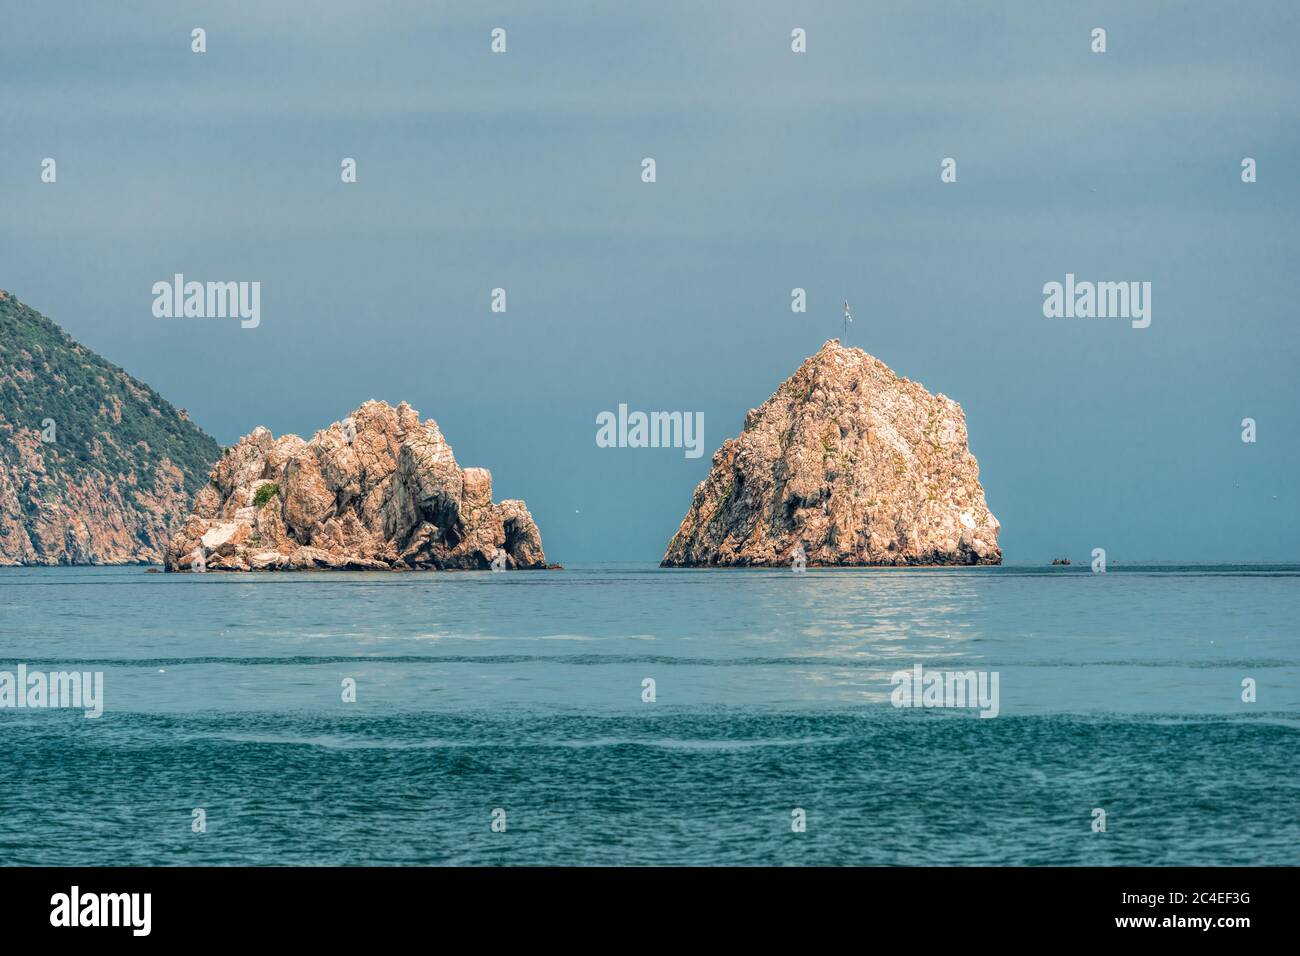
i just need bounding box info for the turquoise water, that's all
[1,564,1296,865]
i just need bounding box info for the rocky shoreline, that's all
[2,301,1003,573]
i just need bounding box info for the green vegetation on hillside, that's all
[0,290,221,510]
[253,482,279,507]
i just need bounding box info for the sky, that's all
[2,0,1297,563]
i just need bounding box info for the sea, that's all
[0,563,1296,866]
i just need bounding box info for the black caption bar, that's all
[0,866,1281,942]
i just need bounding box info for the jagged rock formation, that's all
[662,340,1000,567]
[0,290,222,565]
[165,400,547,572]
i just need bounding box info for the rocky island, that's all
[165,400,547,572]
[662,340,1000,567]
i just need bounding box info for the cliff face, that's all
[0,290,221,565]
[165,400,547,572]
[662,340,1001,567]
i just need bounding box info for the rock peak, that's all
[662,346,1000,567]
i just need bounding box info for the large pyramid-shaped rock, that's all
[662,340,1000,567]
[165,400,547,571]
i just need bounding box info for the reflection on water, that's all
[0,564,1296,864]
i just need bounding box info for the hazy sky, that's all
[3,1,1297,562]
